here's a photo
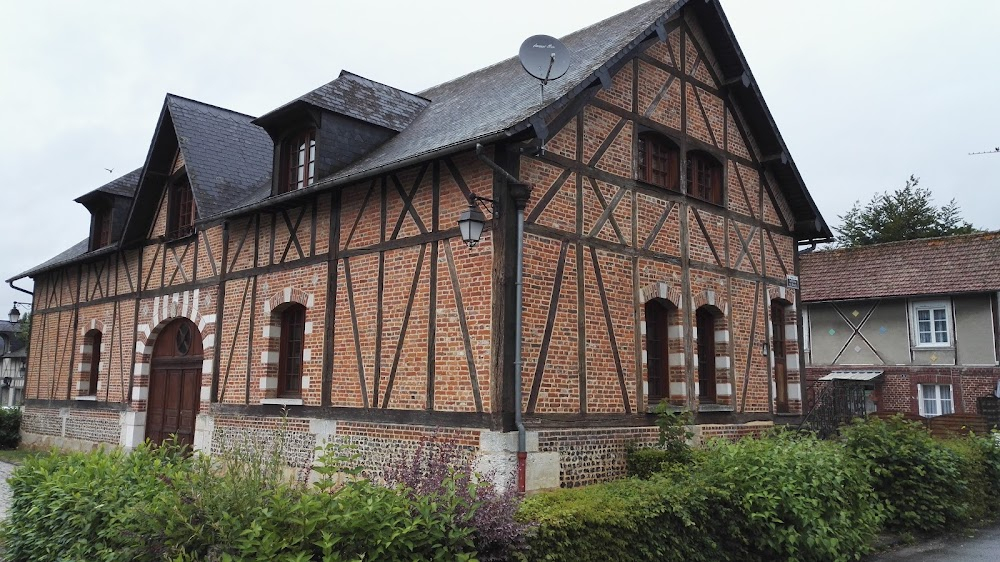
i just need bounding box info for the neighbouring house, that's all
[7,0,830,489]
[801,232,1000,422]
[0,319,27,407]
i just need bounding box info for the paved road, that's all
[869,525,1000,562]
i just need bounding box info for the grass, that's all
[0,448,51,465]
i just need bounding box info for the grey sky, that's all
[2,0,999,313]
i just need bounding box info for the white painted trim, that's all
[667,325,684,339]
[787,382,802,401]
[714,330,729,343]
[202,359,214,375]
[716,383,732,396]
[669,382,687,396]
[202,334,215,349]
[306,293,315,308]
[261,351,279,365]
[786,353,799,370]
[715,356,731,369]
[133,363,150,376]
[73,395,97,401]
[303,321,313,335]
[200,386,212,401]
[917,383,954,417]
[910,300,953,348]
[75,380,90,391]
[303,348,312,362]
[301,376,311,390]
[641,350,648,364]
[263,325,281,338]
[131,386,149,401]
[259,377,278,390]
[77,362,91,373]
[668,352,685,366]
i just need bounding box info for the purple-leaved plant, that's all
[383,437,529,562]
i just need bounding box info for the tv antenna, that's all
[519,34,571,154]
[968,147,1000,156]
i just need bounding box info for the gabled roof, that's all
[800,232,1000,303]
[256,71,430,133]
[74,168,142,203]
[0,320,26,354]
[120,95,273,244]
[167,95,273,219]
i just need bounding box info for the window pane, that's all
[941,386,954,414]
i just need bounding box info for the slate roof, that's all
[258,71,430,133]
[800,232,1000,302]
[0,320,26,354]
[330,0,682,184]
[8,238,93,281]
[74,168,141,203]
[166,95,274,220]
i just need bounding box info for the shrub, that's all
[0,407,21,449]
[624,446,674,479]
[701,431,883,561]
[841,415,966,534]
[384,438,528,562]
[0,442,189,562]
[518,474,743,562]
[941,432,1000,523]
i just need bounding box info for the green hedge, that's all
[521,432,882,562]
[0,443,481,562]
[840,416,968,534]
[0,407,21,449]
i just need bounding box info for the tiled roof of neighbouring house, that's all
[800,232,1000,302]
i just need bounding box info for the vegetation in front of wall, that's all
[524,431,882,562]
[0,433,528,562]
[0,407,21,450]
[523,417,1000,562]
[625,404,695,479]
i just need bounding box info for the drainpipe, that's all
[7,281,33,297]
[475,144,531,493]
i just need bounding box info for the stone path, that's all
[0,461,15,520]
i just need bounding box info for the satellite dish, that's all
[519,35,570,83]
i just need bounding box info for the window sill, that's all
[260,398,304,407]
[911,345,954,351]
[73,395,98,401]
[698,404,734,413]
[646,403,685,414]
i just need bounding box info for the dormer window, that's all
[686,151,723,206]
[637,132,680,191]
[279,129,317,194]
[92,207,112,250]
[167,178,196,239]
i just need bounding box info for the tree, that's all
[836,175,977,248]
[15,313,30,354]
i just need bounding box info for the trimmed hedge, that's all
[0,407,21,449]
[521,432,883,562]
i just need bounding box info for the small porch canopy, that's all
[819,370,884,382]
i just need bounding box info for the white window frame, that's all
[910,300,951,348]
[917,383,954,417]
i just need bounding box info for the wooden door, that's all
[147,318,202,447]
[772,303,788,413]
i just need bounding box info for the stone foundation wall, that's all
[22,405,122,450]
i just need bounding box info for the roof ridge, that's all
[165,93,258,120]
[338,70,431,102]
[418,0,661,97]
[806,230,999,256]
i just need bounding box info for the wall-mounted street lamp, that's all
[458,195,497,248]
[7,302,30,324]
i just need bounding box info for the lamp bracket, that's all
[469,194,499,218]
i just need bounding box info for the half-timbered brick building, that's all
[8,0,831,489]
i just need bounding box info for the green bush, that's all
[941,432,1000,523]
[624,446,674,479]
[701,431,883,561]
[0,443,189,562]
[0,438,481,562]
[0,407,21,449]
[518,474,744,562]
[522,431,882,562]
[841,415,966,534]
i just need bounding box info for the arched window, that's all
[637,132,680,191]
[645,300,674,403]
[686,151,723,205]
[696,307,718,403]
[278,304,307,397]
[279,129,317,193]
[82,329,102,397]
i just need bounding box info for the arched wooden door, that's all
[147,318,203,447]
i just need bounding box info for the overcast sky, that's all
[2,0,999,313]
